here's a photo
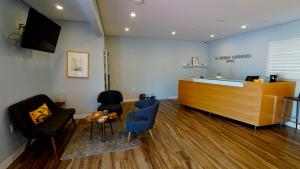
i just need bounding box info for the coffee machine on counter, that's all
[270,74,278,82]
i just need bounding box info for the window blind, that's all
[267,38,300,79]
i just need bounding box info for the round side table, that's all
[85,112,118,142]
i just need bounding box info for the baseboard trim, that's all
[0,142,26,169]
[285,121,300,129]
[167,96,178,99]
[74,113,88,119]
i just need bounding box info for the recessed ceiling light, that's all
[130,11,136,18]
[133,0,144,6]
[241,25,247,29]
[125,27,130,32]
[172,31,176,35]
[56,4,63,10]
[210,34,215,38]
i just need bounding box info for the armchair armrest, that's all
[135,100,146,108]
[135,100,155,109]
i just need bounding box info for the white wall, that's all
[49,21,105,115]
[207,19,300,126]
[208,19,300,80]
[0,0,51,164]
[106,37,208,99]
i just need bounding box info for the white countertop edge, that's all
[191,78,244,87]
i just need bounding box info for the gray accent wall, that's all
[49,21,105,115]
[106,37,208,99]
[0,0,51,163]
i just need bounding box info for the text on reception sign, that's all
[215,54,251,63]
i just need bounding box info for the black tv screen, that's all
[21,8,61,53]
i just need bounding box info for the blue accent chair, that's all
[126,99,159,142]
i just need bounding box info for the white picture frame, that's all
[192,57,199,66]
[67,51,89,78]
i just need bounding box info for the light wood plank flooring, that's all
[8,100,300,169]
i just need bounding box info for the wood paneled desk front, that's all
[178,79,295,127]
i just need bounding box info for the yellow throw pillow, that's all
[29,103,52,125]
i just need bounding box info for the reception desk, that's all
[178,79,295,127]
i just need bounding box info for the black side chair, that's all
[281,93,300,130]
[97,90,123,116]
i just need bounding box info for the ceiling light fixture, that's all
[172,31,176,35]
[130,11,136,18]
[241,25,247,29]
[56,4,63,10]
[210,34,215,38]
[125,27,130,32]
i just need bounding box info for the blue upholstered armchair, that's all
[126,99,159,142]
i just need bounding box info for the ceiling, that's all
[98,0,300,42]
[22,0,300,42]
[22,0,87,22]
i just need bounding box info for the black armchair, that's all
[97,90,123,116]
[8,94,76,159]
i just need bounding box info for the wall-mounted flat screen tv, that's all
[21,8,61,53]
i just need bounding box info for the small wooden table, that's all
[85,111,118,142]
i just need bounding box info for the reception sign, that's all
[215,54,251,63]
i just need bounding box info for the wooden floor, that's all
[8,100,300,169]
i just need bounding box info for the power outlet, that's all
[10,124,14,134]
[16,20,24,30]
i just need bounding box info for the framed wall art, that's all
[67,51,89,78]
[192,57,199,66]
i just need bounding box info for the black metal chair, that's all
[281,93,300,130]
[97,90,123,116]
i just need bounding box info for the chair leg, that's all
[109,120,113,134]
[72,116,76,128]
[91,121,94,140]
[24,139,32,152]
[103,123,106,142]
[149,129,154,139]
[128,132,131,143]
[51,137,58,160]
[21,139,32,161]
